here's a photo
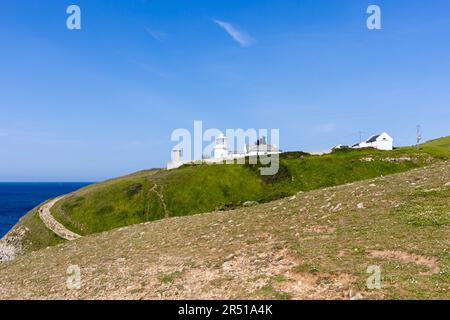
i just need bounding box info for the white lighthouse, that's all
[213,133,229,159]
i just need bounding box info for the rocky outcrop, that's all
[0,226,27,262]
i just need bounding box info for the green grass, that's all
[394,188,450,227]
[6,136,448,255]
[158,271,182,284]
[53,177,153,235]
[0,160,449,299]
[9,204,66,254]
[48,137,449,238]
[273,274,287,283]
[418,136,450,158]
[294,263,321,274]
[259,284,292,300]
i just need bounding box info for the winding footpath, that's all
[150,184,170,218]
[38,197,81,241]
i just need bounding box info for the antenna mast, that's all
[416,125,422,149]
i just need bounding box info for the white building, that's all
[352,132,394,151]
[213,133,229,159]
[211,134,280,159]
[244,136,280,156]
[167,149,184,170]
[167,133,281,170]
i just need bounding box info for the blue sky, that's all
[1,0,449,181]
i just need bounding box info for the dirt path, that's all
[150,184,170,218]
[38,197,81,241]
[0,161,449,299]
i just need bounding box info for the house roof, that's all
[246,144,280,153]
[366,135,381,143]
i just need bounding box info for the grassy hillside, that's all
[1,160,448,299]
[51,142,446,237]
[419,136,450,158]
[5,136,449,255]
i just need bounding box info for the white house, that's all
[352,132,394,151]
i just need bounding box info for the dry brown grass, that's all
[0,162,449,300]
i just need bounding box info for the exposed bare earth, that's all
[368,250,439,275]
[38,197,81,241]
[0,162,449,299]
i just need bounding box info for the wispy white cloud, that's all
[213,19,255,47]
[145,27,168,42]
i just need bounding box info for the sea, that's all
[0,182,92,238]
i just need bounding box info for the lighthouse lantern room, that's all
[213,133,229,159]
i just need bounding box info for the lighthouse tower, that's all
[213,133,229,159]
